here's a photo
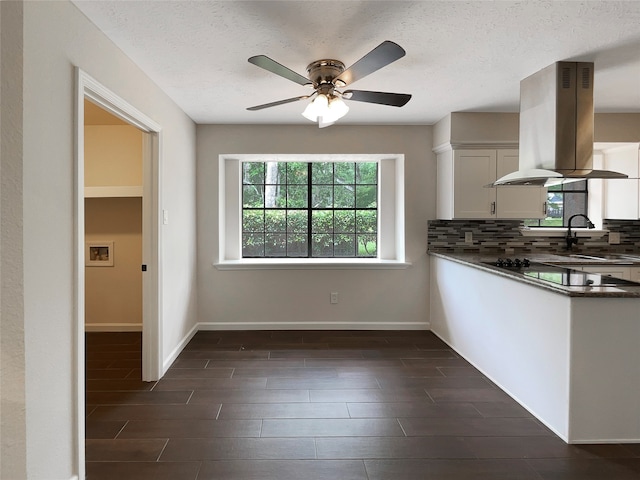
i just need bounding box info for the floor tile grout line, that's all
[396,417,408,437]
[362,458,371,480]
[423,387,436,404]
[185,390,195,405]
[523,458,547,480]
[113,420,128,439]
[193,461,203,480]
[215,404,223,420]
[155,438,170,462]
[469,403,486,418]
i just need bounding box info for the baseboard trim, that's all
[84,323,142,332]
[163,323,199,373]
[196,321,430,331]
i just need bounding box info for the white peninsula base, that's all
[430,256,640,443]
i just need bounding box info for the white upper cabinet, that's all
[433,113,547,220]
[601,143,640,220]
[451,149,497,218]
[437,148,547,220]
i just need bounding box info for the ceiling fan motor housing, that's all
[306,60,346,90]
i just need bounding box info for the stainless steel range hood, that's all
[493,61,627,186]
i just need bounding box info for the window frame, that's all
[524,180,589,228]
[216,154,409,270]
[241,161,379,259]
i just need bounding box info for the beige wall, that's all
[434,112,640,147]
[594,113,640,142]
[85,125,143,187]
[433,112,520,148]
[84,124,143,330]
[1,2,27,478]
[197,125,435,330]
[85,198,142,329]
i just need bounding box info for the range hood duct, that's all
[493,62,627,186]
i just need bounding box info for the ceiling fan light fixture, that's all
[324,96,349,122]
[301,94,329,121]
[302,94,349,126]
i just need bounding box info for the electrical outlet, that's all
[464,232,473,244]
[609,232,621,244]
[330,292,339,304]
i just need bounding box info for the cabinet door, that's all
[452,150,496,218]
[495,150,546,219]
[603,145,640,220]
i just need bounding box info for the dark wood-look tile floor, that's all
[85,331,640,479]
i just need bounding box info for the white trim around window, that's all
[215,154,410,270]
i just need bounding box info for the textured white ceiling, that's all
[72,0,640,125]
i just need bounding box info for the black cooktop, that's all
[483,259,640,287]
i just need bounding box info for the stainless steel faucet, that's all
[565,214,595,250]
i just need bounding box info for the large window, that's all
[524,180,588,227]
[242,161,378,258]
[217,154,405,268]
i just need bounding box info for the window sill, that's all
[519,227,609,238]
[214,258,412,270]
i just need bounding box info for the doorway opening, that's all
[75,68,162,478]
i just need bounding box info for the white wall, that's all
[1,1,198,478]
[197,125,434,329]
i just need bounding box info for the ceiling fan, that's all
[246,40,412,128]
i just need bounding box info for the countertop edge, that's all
[428,251,640,298]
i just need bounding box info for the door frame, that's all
[74,68,163,476]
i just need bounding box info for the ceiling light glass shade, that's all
[323,97,349,123]
[302,94,329,121]
[302,94,349,126]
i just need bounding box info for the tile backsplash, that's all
[427,219,640,254]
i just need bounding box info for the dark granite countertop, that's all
[428,251,640,298]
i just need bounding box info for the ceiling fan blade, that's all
[335,41,406,86]
[248,55,310,86]
[247,95,310,111]
[343,90,411,107]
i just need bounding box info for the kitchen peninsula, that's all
[429,252,640,444]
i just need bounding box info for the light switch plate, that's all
[608,231,620,244]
